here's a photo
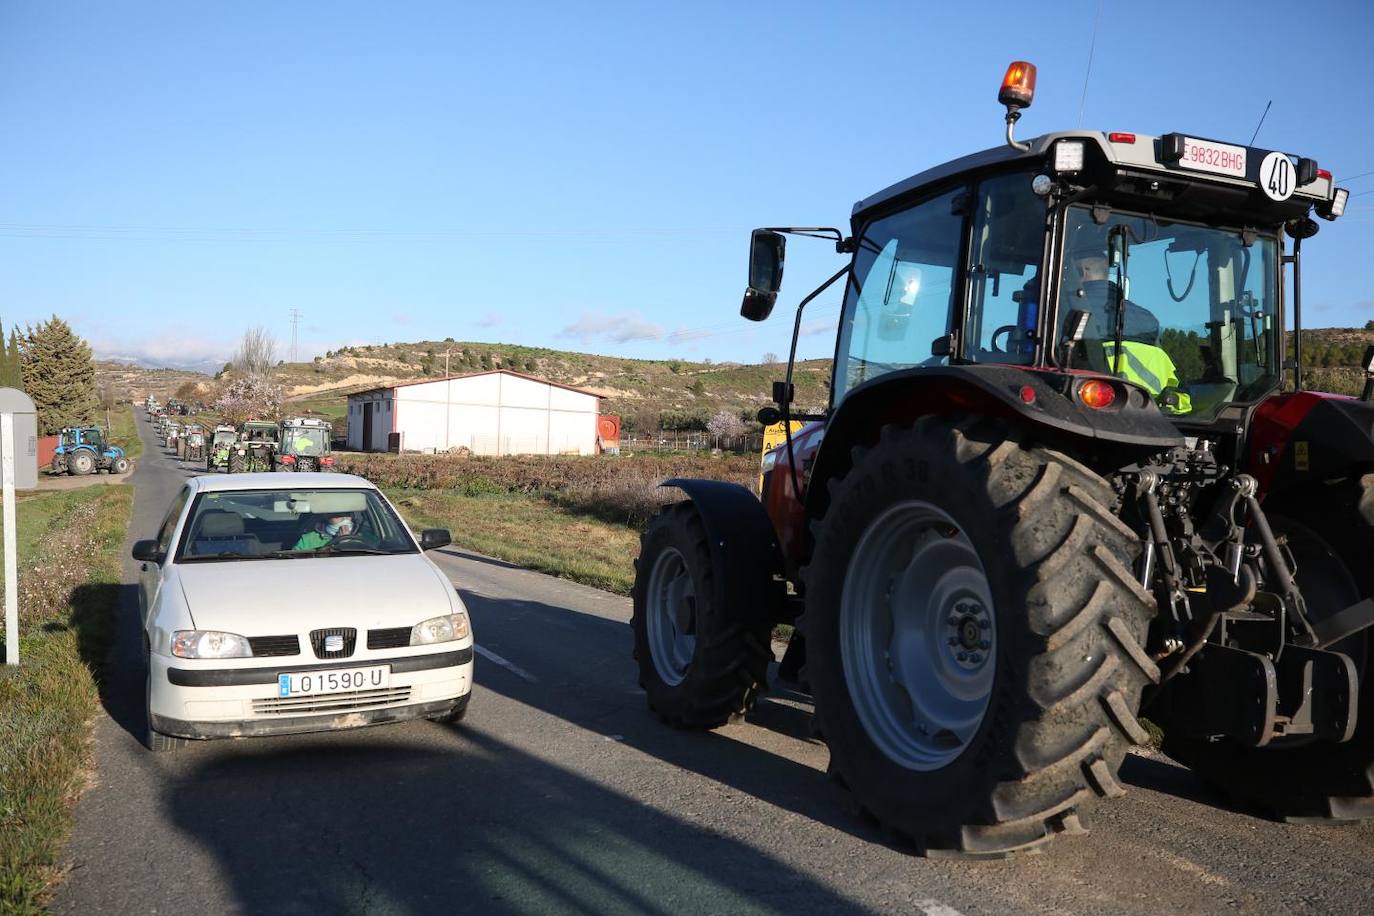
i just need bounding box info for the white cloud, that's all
[800,317,835,337]
[559,310,664,345]
[91,332,233,372]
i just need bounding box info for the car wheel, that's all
[144,639,186,753]
[427,695,469,725]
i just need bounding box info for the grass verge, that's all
[387,488,641,595]
[0,485,134,912]
[106,405,142,460]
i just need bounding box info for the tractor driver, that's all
[292,512,378,551]
[288,428,316,455]
[1067,243,1192,415]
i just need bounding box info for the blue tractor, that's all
[51,426,131,476]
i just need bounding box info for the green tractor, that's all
[206,425,239,472]
[274,417,335,472]
[227,420,279,473]
[181,424,206,462]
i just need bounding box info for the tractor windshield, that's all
[282,428,328,456]
[1058,206,1280,420]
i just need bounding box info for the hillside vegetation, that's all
[97,326,1374,430]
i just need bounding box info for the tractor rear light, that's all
[280,454,296,464]
[1019,385,1036,405]
[1053,140,1085,174]
[1317,168,1332,181]
[1077,379,1117,410]
[998,61,1037,109]
[1107,132,1136,144]
[320,456,334,466]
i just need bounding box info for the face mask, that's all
[325,518,353,536]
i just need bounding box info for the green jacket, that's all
[293,530,334,551]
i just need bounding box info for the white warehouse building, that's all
[346,370,603,456]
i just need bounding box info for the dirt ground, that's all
[27,467,134,492]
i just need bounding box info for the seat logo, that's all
[324,635,345,653]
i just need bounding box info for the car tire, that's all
[427,696,470,725]
[144,639,186,753]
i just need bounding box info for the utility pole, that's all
[289,308,302,363]
[444,348,452,377]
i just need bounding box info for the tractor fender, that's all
[1249,391,1374,497]
[806,365,1181,524]
[661,478,788,625]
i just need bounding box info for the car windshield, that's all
[1058,205,1280,420]
[174,488,416,561]
[282,428,328,455]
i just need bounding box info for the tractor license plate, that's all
[278,665,390,697]
[1175,137,1247,179]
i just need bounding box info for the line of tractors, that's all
[145,396,335,473]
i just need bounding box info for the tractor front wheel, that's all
[111,457,130,475]
[69,451,95,476]
[804,417,1157,857]
[630,501,773,729]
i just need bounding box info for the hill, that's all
[96,326,1374,430]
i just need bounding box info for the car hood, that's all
[172,553,458,633]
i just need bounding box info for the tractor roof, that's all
[853,130,1338,221]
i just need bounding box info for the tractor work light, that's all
[1053,140,1085,174]
[998,61,1037,109]
[1319,187,1349,220]
[1077,379,1117,410]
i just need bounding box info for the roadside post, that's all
[0,388,38,665]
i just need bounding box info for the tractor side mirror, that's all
[131,539,162,563]
[740,230,786,321]
[419,529,452,551]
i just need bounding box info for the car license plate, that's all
[1176,137,1247,179]
[278,666,390,697]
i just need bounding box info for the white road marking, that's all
[474,644,538,683]
[916,900,964,916]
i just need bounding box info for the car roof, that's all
[187,472,375,494]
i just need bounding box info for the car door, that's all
[139,486,190,625]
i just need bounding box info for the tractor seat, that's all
[190,512,261,557]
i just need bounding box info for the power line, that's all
[288,308,301,362]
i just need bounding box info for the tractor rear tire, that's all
[227,452,245,474]
[803,417,1157,857]
[631,501,773,729]
[1161,518,1374,823]
[69,451,95,476]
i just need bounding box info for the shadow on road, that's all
[160,726,873,915]
[459,591,883,846]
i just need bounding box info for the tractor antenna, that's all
[1249,100,1272,147]
[1077,0,1104,128]
[289,308,301,363]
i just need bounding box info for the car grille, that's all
[367,627,412,650]
[248,635,300,657]
[251,687,411,716]
[309,627,357,660]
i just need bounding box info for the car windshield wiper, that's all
[313,545,398,556]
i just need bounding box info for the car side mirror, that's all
[132,539,162,563]
[740,230,786,321]
[419,529,452,551]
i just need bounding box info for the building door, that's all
[362,402,374,450]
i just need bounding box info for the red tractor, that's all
[631,62,1365,857]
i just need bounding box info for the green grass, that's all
[0,485,133,913]
[105,405,142,459]
[387,488,641,594]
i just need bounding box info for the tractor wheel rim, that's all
[840,500,996,771]
[645,546,697,687]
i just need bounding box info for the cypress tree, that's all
[0,319,9,387]
[6,329,20,387]
[19,316,98,434]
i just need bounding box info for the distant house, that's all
[345,369,602,456]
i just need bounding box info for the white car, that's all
[133,472,473,750]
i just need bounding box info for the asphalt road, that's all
[55,413,1374,915]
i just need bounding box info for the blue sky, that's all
[2,0,1372,370]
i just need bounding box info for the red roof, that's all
[347,368,603,400]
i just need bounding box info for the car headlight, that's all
[171,630,253,659]
[411,612,470,645]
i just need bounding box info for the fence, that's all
[618,433,766,454]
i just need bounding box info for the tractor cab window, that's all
[835,187,965,401]
[1058,207,1279,420]
[283,428,328,456]
[965,173,1044,365]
